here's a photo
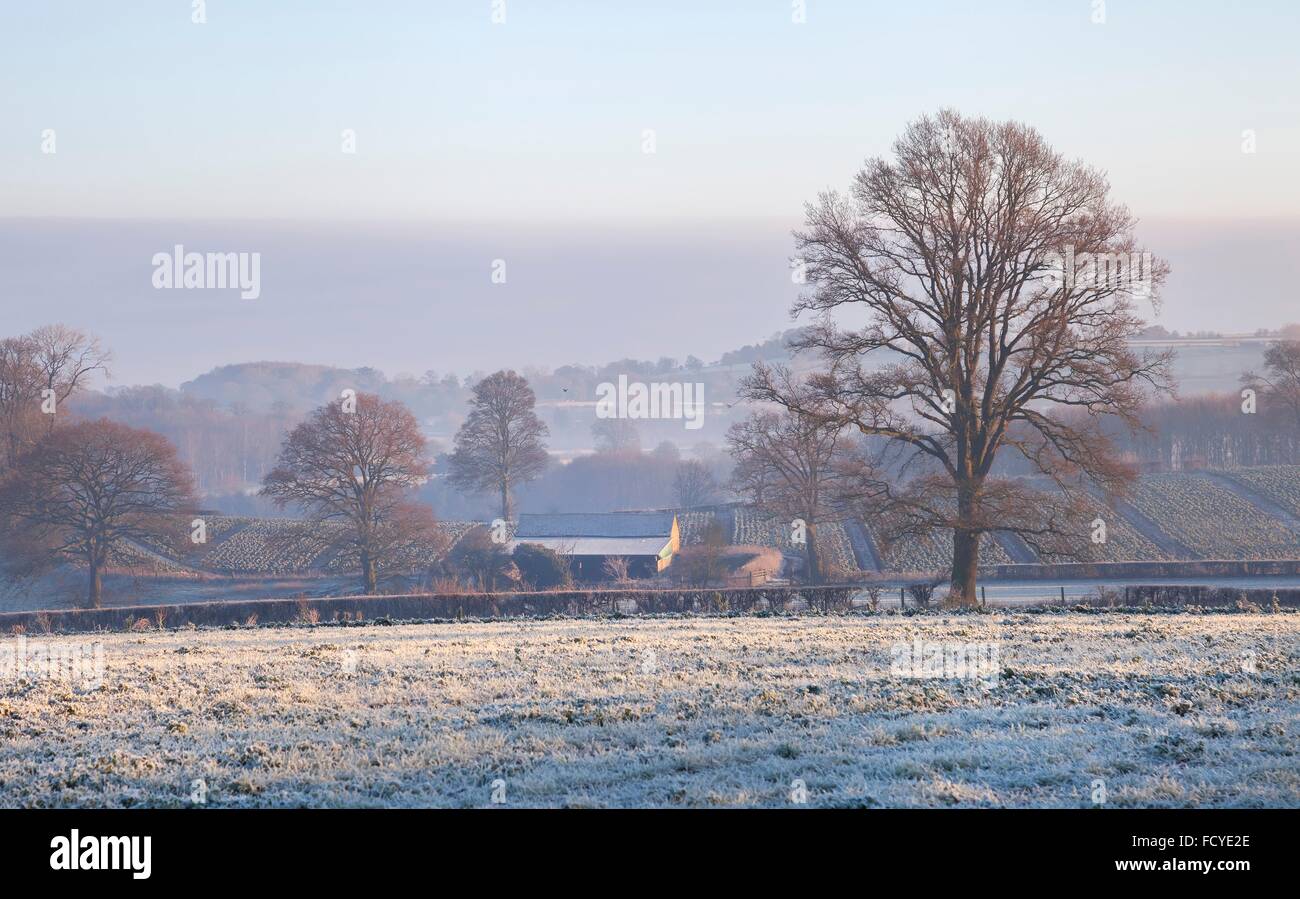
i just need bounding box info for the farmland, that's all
[1034,494,1172,565]
[112,518,476,577]
[675,510,721,545]
[1,611,1294,808]
[1223,467,1300,518]
[32,467,1300,603]
[1129,474,1300,560]
[869,524,1013,573]
[730,508,859,575]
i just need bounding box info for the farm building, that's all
[510,512,680,581]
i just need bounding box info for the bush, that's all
[294,599,320,624]
[512,543,572,590]
[447,527,516,591]
[906,579,942,609]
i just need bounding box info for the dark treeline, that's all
[983,392,1300,475]
[1114,393,1300,468]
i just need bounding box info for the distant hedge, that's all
[0,585,859,635]
[1119,585,1300,608]
[981,559,1300,580]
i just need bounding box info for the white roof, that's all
[509,536,670,557]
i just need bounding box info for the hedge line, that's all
[0,585,859,635]
[981,559,1300,580]
[1119,585,1300,608]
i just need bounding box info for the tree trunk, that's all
[804,521,822,586]
[360,547,377,595]
[500,480,512,521]
[950,528,980,607]
[87,554,102,609]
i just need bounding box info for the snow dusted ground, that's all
[1,611,1296,808]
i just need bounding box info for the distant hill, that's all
[180,362,390,414]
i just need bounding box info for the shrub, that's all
[907,579,942,609]
[512,543,572,590]
[448,528,516,591]
[294,598,320,625]
[864,586,882,612]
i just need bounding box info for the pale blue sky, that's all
[1,1,1298,385]
[4,0,1297,221]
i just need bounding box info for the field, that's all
[1224,467,1300,518]
[869,523,1013,571]
[19,468,1300,611]
[731,508,859,574]
[2,611,1295,808]
[1129,474,1300,560]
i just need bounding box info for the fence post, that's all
[900,586,905,609]
[1060,585,1066,606]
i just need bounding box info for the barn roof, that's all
[513,511,676,539]
[508,536,670,557]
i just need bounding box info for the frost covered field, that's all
[1,611,1297,808]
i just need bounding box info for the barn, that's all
[509,512,680,581]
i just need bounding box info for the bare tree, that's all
[728,448,774,506]
[746,110,1171,605]
[591,418,642,454]
[29,325,110,433]
[0,419,194,607]
[672,459,717,508]
[0,337,42,469]
[1243,339,1300,431]
[446,526,517,592]
[447,370,549,519]
[602,555,631,586]
[261,392,442,594]
[727,400,850,586]
[0,325,109,468]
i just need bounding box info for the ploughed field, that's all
[98,466,1300,579]
[1,611,1295,808]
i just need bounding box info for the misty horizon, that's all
[5,215,1299,389]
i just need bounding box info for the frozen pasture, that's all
[0,611,1296,808]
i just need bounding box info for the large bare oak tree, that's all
[746,110,1171,605]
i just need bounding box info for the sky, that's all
[2,1,1298,386]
